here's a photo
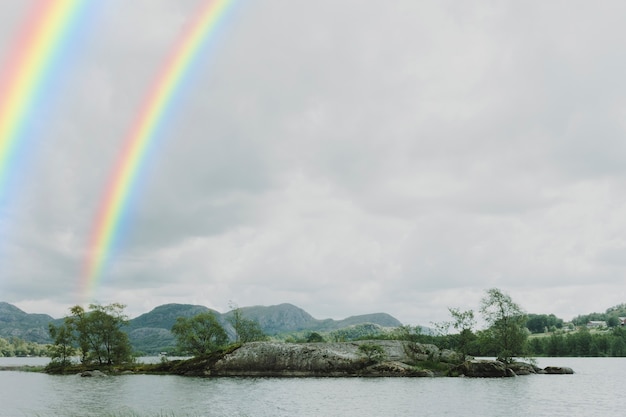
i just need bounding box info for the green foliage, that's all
[358,343,386,363]
[526,314,564,333]
[0,335,49,357]
[0,302,55,344]
[570,303,626,327]
[46,303,134,371]
[47,322,75,369]
[435,308,476,359]
[526,326,626,357]
[171,312,228,356]
[67,303,133,366]
[329,323,388,342]
[606,316,620,328]
[479,288,528,363]
[226,302,268,343]
[306,332,325,343]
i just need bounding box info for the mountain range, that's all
[0,301,402,354]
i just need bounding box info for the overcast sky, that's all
[1,0,626,326]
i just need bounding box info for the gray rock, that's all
[453,360,513,377]
[508,362,538,375]
[543,366,574,374]
[80,370,107,377]
[213,341,365,376]
[403,342,440,362]
[365,361,434,377]
[211,340,448,377]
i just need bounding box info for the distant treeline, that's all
[0,336,48,357]
[570,303,626,327]
[525,327,626,357]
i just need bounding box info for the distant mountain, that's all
[0,302,57,344]
[224,303,316,334]
[126,304,216,332]
[0,301,404,354]
[222,303,403,334]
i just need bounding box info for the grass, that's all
[414,359,454,375]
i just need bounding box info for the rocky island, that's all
[144,340,573,378]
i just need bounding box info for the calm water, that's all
[0,357,623,417]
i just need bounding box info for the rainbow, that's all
[0,0,92,208]
[82,0,236,301]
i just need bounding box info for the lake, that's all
[0,357,623,416]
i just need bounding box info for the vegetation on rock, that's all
[171,312,229,356]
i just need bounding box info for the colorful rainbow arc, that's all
[82,0,236,301]
[0,0,88,207]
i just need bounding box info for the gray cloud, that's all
[2,1,626,323]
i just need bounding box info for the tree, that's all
[479,288,528,363]
[434,308,476,360]
[607,316,620,328]
[46,303,133,370]
[306,332,325,343]
[171,311,228,356]
[526,314,564,333]
[227,302,267,343]
[47,322,75,370]
[65,303,133,366]
[447,308,476,360]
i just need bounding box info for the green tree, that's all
[447,308,476,360]
[227,302,267,343]
[171,311,228,356]
[66,303,133,366]
[479,288,528,363]
[607,316,620,328]
[47,322,75,370]
[526,314,564,333]
[306,332,325,343]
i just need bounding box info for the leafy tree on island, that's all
[47,303,133,370]
[47,322,75,370]
[227,302,268,343]
[436,307,476,360]
[68,303,133,366]
[479,288,528,364]
[171,311,228,356]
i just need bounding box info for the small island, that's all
[5,288,586,377]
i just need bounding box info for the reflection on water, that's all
[0,357,624,417]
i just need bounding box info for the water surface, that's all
[0,357,622,417]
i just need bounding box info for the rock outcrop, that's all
[80,370,107,377]
[451,360,574,378]
[156,341,574,378]
[543,366,574,374]
[205,340,449,377]
[452,360,513,377]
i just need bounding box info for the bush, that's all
[358,343,386,363]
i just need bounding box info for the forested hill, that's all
[0,301,403,350]
[0,302,59,343]
[221,303,403,334]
